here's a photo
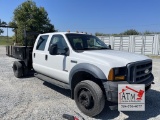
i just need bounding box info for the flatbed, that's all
[6,45,33,71]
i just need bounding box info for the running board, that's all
[34,73,70,89]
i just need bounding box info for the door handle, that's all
[45,55,48,60]
[33,53,35,58]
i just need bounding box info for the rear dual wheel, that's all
[13,61,28,78]
[74,80,105,117]
[13,61,23,78]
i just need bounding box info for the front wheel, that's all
[74,80,105,117]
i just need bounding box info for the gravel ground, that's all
[0,46,160,120]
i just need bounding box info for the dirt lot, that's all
[0,46,160,120]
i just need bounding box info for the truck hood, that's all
[80,50,150,67]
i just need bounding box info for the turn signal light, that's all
[108,69,114,80]
[115,76,125,80]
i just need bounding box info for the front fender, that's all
[69,63,106,86]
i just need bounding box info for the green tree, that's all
[95,32,110,36]
[143,30,160,35]
[1,21,7,26]
[121,29,139,35]
[10,0,55,44]
[143,30,153,35]
[0,21,7,35]
[0,29,4,35]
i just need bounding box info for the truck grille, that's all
[127,60,152,83]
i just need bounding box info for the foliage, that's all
[121,29,139,35]
[0,21,7,35]
[95,32,110,36]
[95,29,160,36]
[0,29,4,35]
[143,30,153,35]
[1,21,7,25]
[9,0,55,45]
[8,21,17,32]
[143,30,160,35]
[95,29,140,36]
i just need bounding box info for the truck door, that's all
[44,34,69,83]
[32,35,49,74]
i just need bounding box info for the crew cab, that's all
[11,32,154,117]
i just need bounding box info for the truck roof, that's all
[39,32,88,36]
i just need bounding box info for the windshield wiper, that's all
[93,46,109,49]
[82,48,96,50]
[86,47,109,50]
[96,47,109,49]
[76,47,109,50]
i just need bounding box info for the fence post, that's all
[154,34,159,55]
[120,35,122,51]
[129,36,132,52]
[131,35,135,53]
[158,34,160,55]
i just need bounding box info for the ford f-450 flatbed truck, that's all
[6,32,154,117]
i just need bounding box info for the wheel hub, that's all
[79,90,93,109]
[13,64,17,71]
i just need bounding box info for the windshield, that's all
[66,33,109,51]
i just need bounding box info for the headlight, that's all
[114,68,119,75]
[108,67,126,81]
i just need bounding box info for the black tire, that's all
[13,61,23,78]
[74,80,105,117]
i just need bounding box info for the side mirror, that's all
[49,44,58,55]
[64,47,69,52]
[108,45,111,49]
[64,47,69,56]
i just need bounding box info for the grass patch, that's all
[0,36,13,45]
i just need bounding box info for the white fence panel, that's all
[134,36,144,54]
[158,35,160,55]
[144,35,154,55]
[98,34,160,55]
[113,37,121,50]
[121,36,130,52]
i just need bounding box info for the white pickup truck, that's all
[12,32,154,117]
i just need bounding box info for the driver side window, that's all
[48,35,68,54]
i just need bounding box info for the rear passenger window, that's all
[36,35,49,50]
